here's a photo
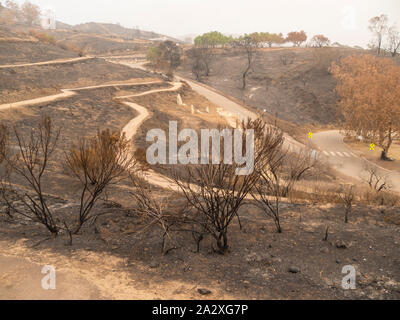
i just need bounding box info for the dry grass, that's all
[289,178,400,208]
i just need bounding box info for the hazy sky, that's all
[14,0,400,47]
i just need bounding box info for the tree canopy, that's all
[194,31,234,48]
[286,31,307,47]
[147,40,182,76]
[310,34,330,47]
[330,54,400,159]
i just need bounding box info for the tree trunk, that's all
[381,129,393,160]
[242,61,251,89]
[204,61,210,77]
[215,231,229,254]
[242,69,249,90]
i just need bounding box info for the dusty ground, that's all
[1,189,399,300]
[0,79,399,300]
[55,34,152,56]
[0,40,78,65]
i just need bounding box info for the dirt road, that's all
[0,57,94,69]
[0,254,104,300]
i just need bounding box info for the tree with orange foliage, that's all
[310,34,330,48]
[0,8,15,25]
[21,1,40,26]
[262,32,285,48]
[286,31,307,47]
[330,55,400,160]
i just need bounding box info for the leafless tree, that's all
[0,124,6,164]
[172,119,278,254]
[251,145,317,233]
[129,172,190,254]
[236,35,259,90]
[0,117,60,236]
[65,129,136,234]
[173,163,250,254]
[280,53,295,66]
[338,184,355,223]
[368,14,389,55]
[187,47,214,81]
[361,162,389,192]
[387,25,400,57]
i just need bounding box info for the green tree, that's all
[146,46,162,67]
[194,31,232,48]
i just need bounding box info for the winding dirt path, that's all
[0,75,185,191]
[0,79,185,300]
[0,56,94,69]
[0,80,164,111]
[120,82,182,139]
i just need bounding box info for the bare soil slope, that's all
[0,40,78,65]
[180,47,363,125]
[0,58,155,103]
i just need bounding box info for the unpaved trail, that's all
[0,254,104,300]
[0,80,164,111]
[0,73,184,191]
[120,82,182,139]
[0,56,94,69]
[118,61,304,150]
[119,82,186,191]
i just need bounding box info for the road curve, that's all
[313,130,400,191]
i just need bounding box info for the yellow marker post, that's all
[370,143,375,151]
[308,132,313,139]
